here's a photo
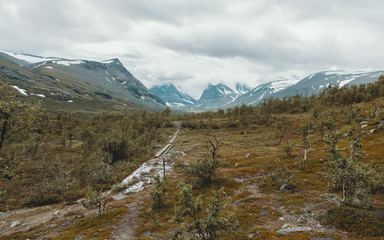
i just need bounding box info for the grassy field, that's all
[1,81,384,239]
[134,98,384,239]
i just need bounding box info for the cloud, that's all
[1,0,384,98]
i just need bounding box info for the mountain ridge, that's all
[151,70,384,111]
[0,51,165,112]
[149,83,196,109]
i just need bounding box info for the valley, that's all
[2,1,384,239]
[1,74,384,239]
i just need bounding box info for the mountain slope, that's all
[150,83,196,109]
[273,70,384,100]
[0,51,165,112]
[230,79,298,107]
[235,82,251,94]
[193,83,239,110]
[230,70,384,107]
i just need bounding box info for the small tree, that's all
[81,186,106,214]
[173,182,238,240]
[273,117,287,146]
[301,118,314,170]
[324,105,373,205]
[149,174,167,210]
[282,142,295,157]
[162,107,171,118]
[319,109,337,137]
[183,135,223,186]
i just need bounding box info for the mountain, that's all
[235,82,251,94]
[150,83,196,109]
[272,70,384,100]
[230,79,298,106]
[193,83,239,110]
[230,70,384,107]
[0,51,165,112]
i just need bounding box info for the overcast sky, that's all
[1,0,383,99]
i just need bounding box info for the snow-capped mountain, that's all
[235,82,251,94]
[230,79,298,106]
[230,70,384,107]
[0,51,165,112]
[150,69,384,112]
[193,83,239,110]
[150,83,196,108]
[272,70,384,100]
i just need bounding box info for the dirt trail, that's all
[0,122,181,239]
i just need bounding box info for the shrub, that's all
[81,186,106,215]
[282,142,295,157]
[183,135,222,187]
[183,157,220,187]
[0,155,17,180]
[322,206,384,237]
[261,160,296,191]
[173,182,238,240]
[323,105,374,205]
[149,174,167,210]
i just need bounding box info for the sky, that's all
[1,0,384,99]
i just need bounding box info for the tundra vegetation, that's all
[0,82,174,209]
[1,76,384,239]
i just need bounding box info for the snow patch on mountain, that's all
[11,85,27,96]
[1,51,57,64]
[270,79,299,93]
[55,60,84,66]
[339,77,356,87]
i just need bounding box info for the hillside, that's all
[0,51,165,113]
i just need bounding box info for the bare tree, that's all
[206,135,223,161]
[183,135,223,187]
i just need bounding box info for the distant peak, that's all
[236,82,251,94]
[152,82,175,88]
[102,58,122,65]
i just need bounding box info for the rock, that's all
[368,129,376,135]
[277,227,312,234]
[10,220,20,228]
[246,154,252,158]
[248,231,262,238]
[282,223,291,228]
[298,215,306,223]
[279,217,285,221]
[181,162,190,166]
[233,177,246,182]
